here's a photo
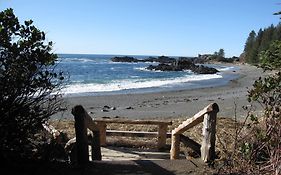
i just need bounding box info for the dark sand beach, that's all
[53,64,264,121]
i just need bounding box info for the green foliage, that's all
[243,23,281,64]
[218,12,281,175]
[0,8,65,161]
[239,142,252,159]
[218,48,225,58]
[211,48,236,62]
[248,41,281,109]
[259,40,281,70]
[244,30,257,63]
[243,34,281,174]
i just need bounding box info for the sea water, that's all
[56,54,239,96]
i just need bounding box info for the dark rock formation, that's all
[147,64,180,71]
[191,65,219,74]
[193,54,239,63]
[111,55,176,64]
[146,60,219,74]
[143,56,176,64]
[111,55,219,74]
[111,56,139,62]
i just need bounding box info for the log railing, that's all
[170,103,219,162]
[94,118,172,150]
[71,105,172,165]
[71,105,101,165]
[71,103,218,164]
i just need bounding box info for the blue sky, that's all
[1,0,280,57]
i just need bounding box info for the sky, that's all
[1,0,281,57]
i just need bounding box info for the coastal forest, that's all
[223,14,281,175]
[243,22,281,64]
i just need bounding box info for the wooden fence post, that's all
[157,124,168,150]
[170,103,219,161]
[72,105,89,165]
[170,131,180,159]
[98,122,107,146]
[92,131,102,160]
[201,104,219,162]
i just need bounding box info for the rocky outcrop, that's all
[111,56,176,63]
[193,54,239,63]
[147,64,180,71]
[191,65,219,74]
[111,56,139,62]
[111,55,219,74]
[143,56,176,64]
[146,60,219,74]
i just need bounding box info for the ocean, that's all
[57,54,239,96]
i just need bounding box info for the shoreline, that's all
[52,63,264,120]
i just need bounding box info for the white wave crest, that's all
[60,58,95,62]
[62,74,222,94]
[217,66,236,71]
[134,67,149,71]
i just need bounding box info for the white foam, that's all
[217,66,236,71]
[134,67,147,71]
[62,74,222,94]
[57,57,110,64]
[133,67,172,72]
[59,58,94,62]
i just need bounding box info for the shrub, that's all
[217,41,281,175]
[0,8,65,161]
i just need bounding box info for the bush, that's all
[246,41,281,174]
[217,41,281,175]
[0,8,65,161]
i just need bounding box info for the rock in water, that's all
[192,65,219,74]
[146,60,219,74]
[111,56,139,62]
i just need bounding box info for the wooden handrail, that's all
[173,103,219,135]
[71,103,218,163]
[72,105,101,165]
[170,103,219,162]
[72,105,90,165]
[71,105,173,164]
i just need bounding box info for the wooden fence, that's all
[71,105,172,165]
[94,118,172,150]
[170,103,219,162]
[71,103,219,165]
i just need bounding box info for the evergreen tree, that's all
[243,23,281,64]
[218,48,225,57]
[244,30,257,63]
[272,22,281,40]
[250,29,263,63]
[259,25,275,52]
